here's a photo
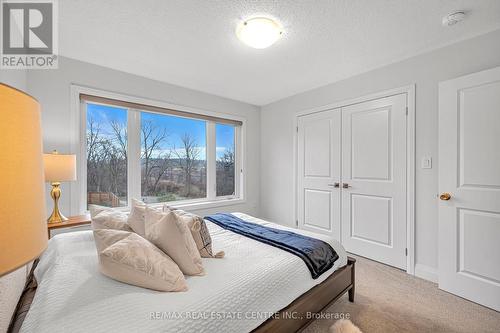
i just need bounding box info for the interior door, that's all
[297,109,341,239]
[341,94,407,269]
[438,66,500,311]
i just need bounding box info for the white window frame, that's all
[70,85,246,215]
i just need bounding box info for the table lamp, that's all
[0,84,48,277]
[43,151,77,223]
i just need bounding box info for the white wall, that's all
[0,69,30,333]
[26,56,261,218]
[260,29,500,278]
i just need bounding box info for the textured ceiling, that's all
[59,0,500,105]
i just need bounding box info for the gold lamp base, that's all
[47,182,68,224]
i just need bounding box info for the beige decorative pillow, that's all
[93,229,187,292]
[91,208,133,232]
[127,199,147,237]
[89,204,111,218]
[164,205,224,259]
[145,207,205,276]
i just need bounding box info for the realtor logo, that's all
[1,0,58,69]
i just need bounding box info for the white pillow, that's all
[94,229,188,292]
[145,207,205,276]
[127,199,147,237]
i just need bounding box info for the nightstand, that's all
[47,214,91,239]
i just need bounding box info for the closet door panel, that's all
[297,109,341,239]
[341,94,407,269]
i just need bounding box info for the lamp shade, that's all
[0,84,48,277]
[43,153,77,182]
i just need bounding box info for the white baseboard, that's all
[414,263,438,283]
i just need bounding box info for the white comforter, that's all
[21,213,347,333]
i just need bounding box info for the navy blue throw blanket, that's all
[204,213,338,279]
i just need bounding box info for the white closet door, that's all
[438,66,500,311]
[341,94,407,269]
[297,109,341,239]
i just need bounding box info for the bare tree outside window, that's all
[173,133,202,197]
[140,120,170,196]
[110,120,127,160]
[216,147,235,196]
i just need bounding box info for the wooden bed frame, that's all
[9,257,355,333]
[253,256,356,333]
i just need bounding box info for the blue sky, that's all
[87,103,234,160]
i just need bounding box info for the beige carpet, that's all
[303,255,500,333]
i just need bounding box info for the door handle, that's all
[328,182,340,188]
[439,192,452,201]
[342,183,351,189]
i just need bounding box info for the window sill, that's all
[148,197,246,212]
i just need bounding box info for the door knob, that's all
[342,183,351,189]
[439,192,452,201]
[328,182,340,188]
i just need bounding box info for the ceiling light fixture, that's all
[236,17,283,49]
[442,11,466,26]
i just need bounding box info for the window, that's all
[140,112,207,203]
[216,123,235,197]
[86,104,128,208]
[81,93,242,209]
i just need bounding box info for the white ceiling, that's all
[59,0,500,106]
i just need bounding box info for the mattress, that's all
[20,213,347,333]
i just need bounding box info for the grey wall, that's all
[2,31,500,327]
[0,61,260,332]
[26,56,261,218]
[260,29,500,277]
[0,69,27,91]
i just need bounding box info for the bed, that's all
[13,213,355,333]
